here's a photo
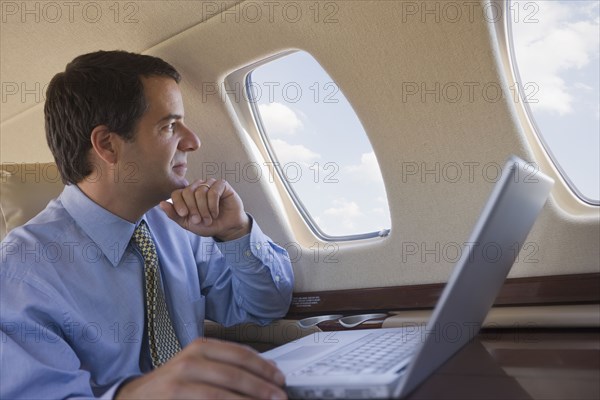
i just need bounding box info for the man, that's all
[0,50,293,399]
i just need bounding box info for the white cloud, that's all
[323,199,362,218]
[375,196,388,204]
[258,102,303,136]
[345,151,385,183]
[317,198,363,233]
[371,207,385,215]
[512,1,599,115]
[271,139,321,165]
[574,82,594,92]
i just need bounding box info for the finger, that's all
[175,382,252,400]
[194,185,213,225]
[169,190,189,218]
[114,368,254,400]
[206,180,227,219]
[159,201,185,225]
[181,185,203,225]
[190,178,217,224]
[191,339,286,387]
[182,359,286,400]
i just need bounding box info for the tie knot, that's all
[133,221,156,257]
[133,219,150,239]
[133,220,150,240]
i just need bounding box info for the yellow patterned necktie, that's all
[132,221,181,368]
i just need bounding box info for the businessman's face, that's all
[118,76,201,204]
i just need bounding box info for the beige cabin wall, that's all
[1,1,598,292]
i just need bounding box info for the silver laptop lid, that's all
[397,155,554,397]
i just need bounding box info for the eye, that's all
[163,122,176,133]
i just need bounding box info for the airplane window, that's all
[247,51,391,240]
[508,0,599,204]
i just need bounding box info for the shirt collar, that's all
[61,184,138,267]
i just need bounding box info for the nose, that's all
[179,124,201,152]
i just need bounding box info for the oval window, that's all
[248,51,392,239]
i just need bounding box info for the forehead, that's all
[140,76,183,116]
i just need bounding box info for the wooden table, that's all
[408,330,600,400]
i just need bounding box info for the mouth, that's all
[172,162,187,176]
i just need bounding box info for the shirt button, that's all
[245,249,253,258]
[275,275,281,282]
[255,243,262,250]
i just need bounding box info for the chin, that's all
[170,176,190,190]
[150,177,188,204]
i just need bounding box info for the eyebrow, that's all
[156,113,183,125]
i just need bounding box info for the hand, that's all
[160,179,250,241]
[115,338,287,400]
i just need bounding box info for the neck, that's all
[77,180,154,223]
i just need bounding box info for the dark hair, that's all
[44,50,181,184]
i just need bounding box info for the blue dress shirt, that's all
[0,184,293,399]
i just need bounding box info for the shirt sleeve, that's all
[197,215,294,327]
[0,273,135,399]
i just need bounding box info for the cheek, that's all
[118,144,141,166]
[147,137,174,159]
[125,135,178,171]
[157,140,180,169]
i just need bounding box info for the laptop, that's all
[262,155,554,399]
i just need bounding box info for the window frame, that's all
[504,0,599,206]
[236,50,392,241]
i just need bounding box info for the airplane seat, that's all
[0,163,64,242]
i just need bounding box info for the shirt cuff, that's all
[214,214,280,270]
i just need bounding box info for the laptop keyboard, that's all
[292,331,420,376]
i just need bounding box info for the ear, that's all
[90,125,120,165]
